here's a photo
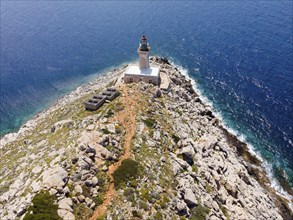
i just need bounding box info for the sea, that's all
[1,1,292,198]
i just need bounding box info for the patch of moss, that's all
[24,191,61,220]
[113,159,141,189]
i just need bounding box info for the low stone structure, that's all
[84,95,106,111]
[84,88,119,111]
[102,88,119,101]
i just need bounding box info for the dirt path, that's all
[89,85,140,220]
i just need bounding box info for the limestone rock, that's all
[58,209,75,220]
[58,198,73,212]
[183,188,197,207]
[177,145,195,165]
[74,185,83,194]
[31,181,41,193]
[153,130,161,141]
[43,167,68,188]
[106,124,116,133]
[91,177,98,187]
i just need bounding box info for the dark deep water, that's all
[1,1,292,195]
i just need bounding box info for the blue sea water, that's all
[1,1,292,194]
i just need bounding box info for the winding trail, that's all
[90,85,140,220]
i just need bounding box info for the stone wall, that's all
[124,74,160,86]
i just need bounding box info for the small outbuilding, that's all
[84,88,119,111]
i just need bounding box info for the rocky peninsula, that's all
[0,57,292,220]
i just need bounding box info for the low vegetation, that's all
[142,117,156,128]
[24,191,60,220]
[113,159,141,189]
[189,203,210,220]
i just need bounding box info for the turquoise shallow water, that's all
[1,1,292,193]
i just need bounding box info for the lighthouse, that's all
[124,35,160,85]
[138,35,150,69]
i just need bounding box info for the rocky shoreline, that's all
[0,57,292,220]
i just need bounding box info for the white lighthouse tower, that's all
[124,35,160,85]
[138,35,150,69]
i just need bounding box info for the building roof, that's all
[125,64,160,77]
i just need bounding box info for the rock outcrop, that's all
[0,58,291,220]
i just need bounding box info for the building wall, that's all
[138,49,150,69]
[124,74,160,86]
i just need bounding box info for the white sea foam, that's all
[169,58,293,208]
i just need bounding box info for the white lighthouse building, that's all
[124,36,160,85]
[138,35,150,69]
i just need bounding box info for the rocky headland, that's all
[0,57,292,220]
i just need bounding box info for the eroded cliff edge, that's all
[0,57,292,220]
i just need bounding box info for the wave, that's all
[168,58,293,209]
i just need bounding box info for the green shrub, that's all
[124,188,135,198]
[172,134,180,143]
[130,179,138,188]
[101,128,110,134]
[139,201,149,211]
[139,187,153,202]
[160,195,170,209]
[24,191,61,220]
[143,118,156,128]
[113,159,141,189]
[105,109,114,118]
[93,194,104,206]
[132,210,143,218]
[154,211,163,220]
[115,125,123,134]
[73,203,92,220]
[190,203,210,220]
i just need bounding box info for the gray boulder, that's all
[43,167,68,188]
[183,188,197,207]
